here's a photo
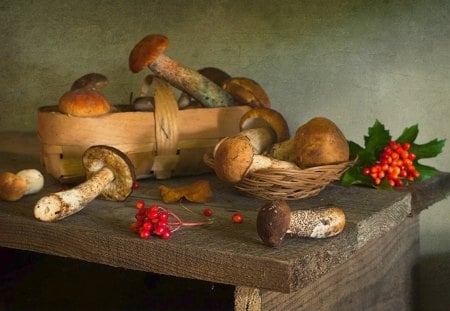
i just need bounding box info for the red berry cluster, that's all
[363,141,420,187]
[131,200,213,240]
[131,201,173,239]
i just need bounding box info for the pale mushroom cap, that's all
[213,136,254,183]
[16,169,44,195]
[129,34,169,73]
[239,107,290,143]
[58,89,111,117]
[0,172,27,201]
[82,145,135,201]
[257,200,291,247]
[223,77,271,108]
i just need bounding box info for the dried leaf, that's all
[159,180,213,204]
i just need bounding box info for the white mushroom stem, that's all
[149,53,233,108]
[34,167,114,222]
[248,155,299,173]
[213,127,275,157]
[287,207,346,239]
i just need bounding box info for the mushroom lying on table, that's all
[34,146,135,222]
[0,169,44,201]
[129,34,234,108]
[257,200,346,247]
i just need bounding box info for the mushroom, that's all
[70,73,108,91]
[129,34,234,108]
[268,117,350,166]
[213,135,299,184]
[34,145,135,222]
[257,200,346,247]
[222,77,271,108]
[58,88,111,117]
[0,169,45,201]
[177,67,231,108]
[212,107,295,183]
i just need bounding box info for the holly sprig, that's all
[342,120,446,189]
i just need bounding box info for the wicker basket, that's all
[204,154,355,200]
[37,78,251,184]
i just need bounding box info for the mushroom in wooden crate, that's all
[34,145,135,222]
[257,200,346,247]
[129,34,234,108]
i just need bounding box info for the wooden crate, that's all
[37,78,250,184]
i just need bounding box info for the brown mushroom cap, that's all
[239,107,290,143]
[129,34,169,73]
[222,77,271,108]
[58,89,111,117]
[70,73,108,91]
[198,67,231,86]
[257,200,291,247]
[82,145,135,201]
[0,172,28,201]
[213,136,254,183]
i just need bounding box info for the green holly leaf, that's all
[414,162,440,181]
[396,124,418,143]
[363,120,391,158]
[410,139,446,159]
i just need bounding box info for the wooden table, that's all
[1,131,449,310]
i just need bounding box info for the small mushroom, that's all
[213,135,298,184]
[257,200,346,247]
[58,88,111,117]
[222,77,271,108]
[34,146,135,222]
[0,169,45,201]
[133,96,155,111]
[129,34,234,108]
[178,67,231,108]
[70,73,108,91]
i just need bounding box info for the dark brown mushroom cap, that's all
[222,77,271,108]
[82,146,135,201]
[70,73,108,91]
[213,136,254,183]
[129,34,169,73]
[257,200,291,247]
[198,67,231,86]
[239,107,290,143]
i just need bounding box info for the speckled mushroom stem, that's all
[149,53,234,108]
[287,207,346,239]
[34,168,114,222]
[249,155,299,172]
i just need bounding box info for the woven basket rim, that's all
[203,153,356,200]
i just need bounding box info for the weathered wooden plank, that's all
[258,216,419,310]
[0,132,448,295]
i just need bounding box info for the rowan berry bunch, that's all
[363,141,420,187]
[131,200,212,240]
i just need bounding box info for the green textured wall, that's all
[0,1,449,257]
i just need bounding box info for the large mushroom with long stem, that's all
[257,200,346,247]
[129,34,234,108]
[34,146,135,222]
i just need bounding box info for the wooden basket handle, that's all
[151,77,179,179]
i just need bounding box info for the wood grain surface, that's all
[0,132,449,295]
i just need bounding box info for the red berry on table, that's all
[203,208,213,217]
[133,181,140,189]
[232,213,243,224]
[161,229,172,240]
[136,200,145,209]
[140,229,151,239]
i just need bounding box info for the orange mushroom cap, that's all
[129,34,169,73]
